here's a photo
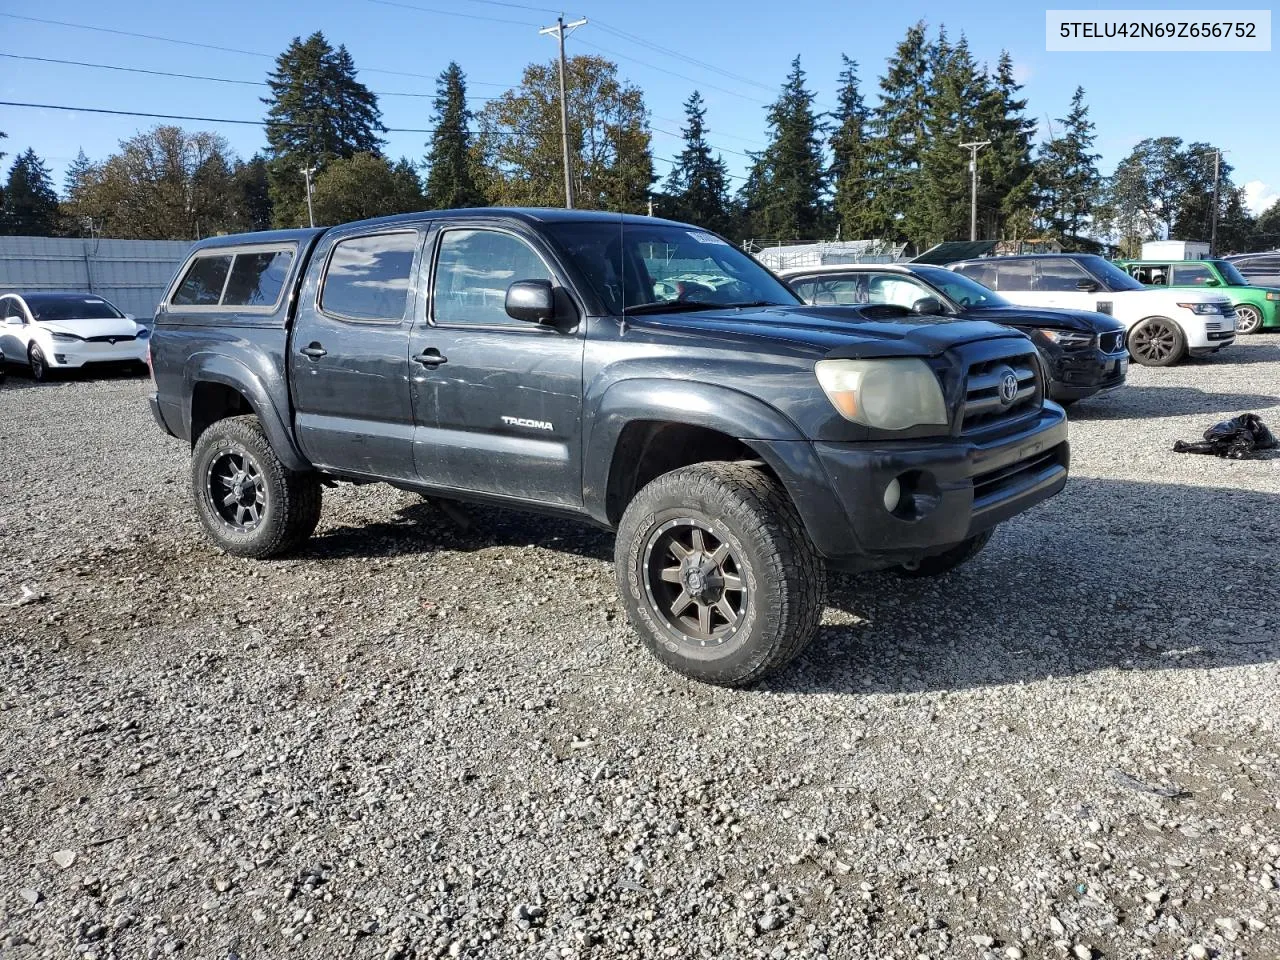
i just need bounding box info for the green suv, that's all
[1116,258,1280,334]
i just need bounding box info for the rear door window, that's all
[173,255,233,305]
[320,232,419,322]
[223,250,295,307]
[993,260,1034,291]
[1131,264,1170,285]
[1170,263,1215,286]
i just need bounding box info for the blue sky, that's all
[2,0,1277,216]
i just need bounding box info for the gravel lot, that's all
[2,342,1279,960]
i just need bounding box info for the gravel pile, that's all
[1,345,1278,960]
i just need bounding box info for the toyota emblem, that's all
[999,371,1019,405]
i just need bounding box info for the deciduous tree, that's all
[309,152,424,225]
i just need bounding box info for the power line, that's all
[0,53,498,102]
[365,0,540,27]
[592,19,778,96]
[0,100,524,135]
[651,153,749,183]
[570,36,770,105]
[0,12,516,87]
[649,125,753,160]
[651,116,766,148]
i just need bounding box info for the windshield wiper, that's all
[622,300,726,316]
[721,300,785,309]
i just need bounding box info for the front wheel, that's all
[615,462,825,687]
[1128,318,1186,367]
[894,528,994,578]
[1234,304,1263,335]
[191,415,322,558]
[28,344,52,381]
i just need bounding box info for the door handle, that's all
[413,348,448,368]
[301,343,327,360]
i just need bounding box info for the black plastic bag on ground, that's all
[1173,413,1279,459]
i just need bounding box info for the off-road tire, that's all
[191,415,322,558]
[615,461,825,687]
[894,528,995,579]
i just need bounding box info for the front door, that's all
[289,226,425,480]
[409,224,585,508]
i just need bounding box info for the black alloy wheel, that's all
[642,518,747,646]
[206,446,268,532]
[1128,318,1185,367]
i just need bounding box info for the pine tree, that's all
[977,52,1036,240]
[663,91,731,234]
[0,148,61,236]
[829,56,875,239]
[917,30,988,245]
[739,56,826,241]
[63,149,94,200]
[60,149,98,236]
[866,22,931,245]
[263,32,385,227]
[424,62,483,209]
[1037,86,1101,245]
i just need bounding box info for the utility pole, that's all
[301,166,317,228]
[959,141,991,242]
[539,15,588,209]
[1209,148,1221,256]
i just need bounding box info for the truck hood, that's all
[964,303,1126,334]
[624,304,1023,358]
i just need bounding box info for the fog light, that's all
[55,354,67,363]
[883,477,902,513]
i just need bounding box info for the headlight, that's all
[1036,328,1094,347]
[1175,301,1224,315]
[135,327,151,339]
[50,331,83,342]
[815,358,949,431]
[1266,292,1280,302]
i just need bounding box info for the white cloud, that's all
[1243,180,1279,216]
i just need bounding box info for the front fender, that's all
[182,352,310,471]
[582,377,810,524]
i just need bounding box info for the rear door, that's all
[289,224,426,480]
[408,222,585,508]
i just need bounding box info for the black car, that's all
[1226,250,1280,288]
[781,263,1128,404]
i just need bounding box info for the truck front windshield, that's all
[544,221,800,315]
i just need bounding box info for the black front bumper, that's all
[1046,348,1129,402]
[759,406,1069,569]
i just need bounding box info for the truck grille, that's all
[961,350,1042,433]
[1100,330,1125,354]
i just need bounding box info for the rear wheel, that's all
[615,462,825,687]
[1128,318,1186,367]
[192,415,322,558]
[894,528,994,578]
[1234,304,1263,335]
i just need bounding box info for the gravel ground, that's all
[1,343,1278,960]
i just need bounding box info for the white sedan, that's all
[0,292,150,381]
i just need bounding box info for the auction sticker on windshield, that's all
[687,231,729,245]
[1046,9,1271,50]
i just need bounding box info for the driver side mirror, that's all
[911,296,946,316]
[1201,278,1220,287]
[505,279,556,324]
[1076,278,1099,293]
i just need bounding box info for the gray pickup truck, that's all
[148,208,1069,686]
